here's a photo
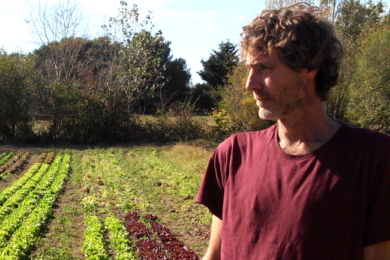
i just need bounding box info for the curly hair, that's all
[240,2,343,101]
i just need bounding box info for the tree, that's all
[26,0,87,46]
[196,41,239,110]
[320,0,342,23]
[324,0,386,121]
[198,41,239,90]
[103,1,168,115]
[336,0,384,47]
[26,0,94,141]
[0,53,34,142]
[346,22,390,133]
[190,83,217,112]
[33,37,90,83]
[155,58,191,113]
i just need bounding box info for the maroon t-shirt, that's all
[196,124,390,260]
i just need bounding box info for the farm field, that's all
[0,143,213,259]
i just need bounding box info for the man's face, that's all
[245,49,316,121]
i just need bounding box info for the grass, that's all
[25,143,214,259]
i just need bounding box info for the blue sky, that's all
[1,0,388,84]
[0,0,265,84]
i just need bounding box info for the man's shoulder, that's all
[341,123,390,148]
[215,124,277,154]
[226,124,276,144]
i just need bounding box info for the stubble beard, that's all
[256,78,311,121]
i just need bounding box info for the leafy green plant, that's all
[0,163,41,202]
[105,216,137,260]
[83,216,109,260]
[0,152,14,166]
[0,154,71,258]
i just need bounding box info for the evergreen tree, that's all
[198,41,239,90]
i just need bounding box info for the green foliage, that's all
[195,41,239,110]
[213,62,272,140]
[10,1,196,144]
[142,100,205,142]
[346,23,390,133]
[155,58,191,113]
[198,41,239,89]
[190,83,218,112]
[336,0,385,46]
[104,216,137,259]
[83,216,109,260]
[0,152,14,167]
[209,108,237,139]
[104,2,168,114]
[0,154,71,259]
[1,0,389,143]
[325,0,387,122]
[0,53,34,143]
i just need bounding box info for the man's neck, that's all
[276,106,340,156]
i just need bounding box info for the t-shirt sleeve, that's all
[195,141,231,220]
[364,151,390,246]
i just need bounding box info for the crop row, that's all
[0,152,63,208]
[0,154,71,259]
[83,215,137,260]
[0,163,44,207]
[0,162,51,218]
[0,151,30,175]
[82,212,197,260]
[125,212,199,260]
[0,152,8,161]
[0,156,61,239]
[36,152,55,164]
[0,152,14,167]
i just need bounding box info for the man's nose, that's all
[246,70,262,92]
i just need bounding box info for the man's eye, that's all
[257,65,269,71]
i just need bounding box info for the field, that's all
[0,143,214,259]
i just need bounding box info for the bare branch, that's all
[26,0,88,46]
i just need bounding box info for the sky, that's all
[0,0,265,84]
[1,0,388,84]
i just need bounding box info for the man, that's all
[196,2,390,260]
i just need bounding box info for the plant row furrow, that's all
[0,154,71,259]
[124,212,199,260]
[36,152,55,164]
[124,212,168,259]
[0,152,14,166]
[0,163,42,206]
[0,152,29,174]
[0,163,50,222]
[83,216,109,260]
[105,216,137,260]
[0,156,63,247]
[150,221,198,259]
[83,215,138,260]
[0,152,8,161]
[0,152,30,175]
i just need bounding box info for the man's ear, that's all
[306,68,319,82]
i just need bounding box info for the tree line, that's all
[0,0,389,144]
[0,2,201,144]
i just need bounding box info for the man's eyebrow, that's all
[247,60,273,67]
